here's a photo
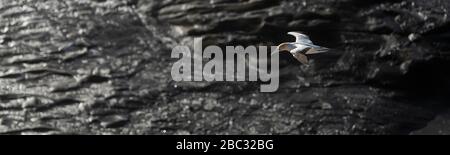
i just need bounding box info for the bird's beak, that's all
[272,47,280,55]
[275,47,283,54]
[275,45,280,51]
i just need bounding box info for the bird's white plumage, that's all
[290,46,309,54]
[275,32,330,65]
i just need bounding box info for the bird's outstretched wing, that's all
[288,32,313,44]
[292,52,309,64]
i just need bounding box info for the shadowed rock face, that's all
[0,0,449,134]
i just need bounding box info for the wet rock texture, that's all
[0,0,449,134]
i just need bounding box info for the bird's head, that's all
[277,43,295,52]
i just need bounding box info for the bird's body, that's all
[275,32,329,64]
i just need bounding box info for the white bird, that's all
[274,32,329,65]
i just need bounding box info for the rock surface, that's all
[0,0,449,134]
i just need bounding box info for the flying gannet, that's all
[274,32,329,65]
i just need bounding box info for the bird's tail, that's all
[306,46,330,54]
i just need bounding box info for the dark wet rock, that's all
[135,0,450,134]
[0,0,449,134]
[412,109,450,135]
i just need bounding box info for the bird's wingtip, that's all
[287,31,305,36]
